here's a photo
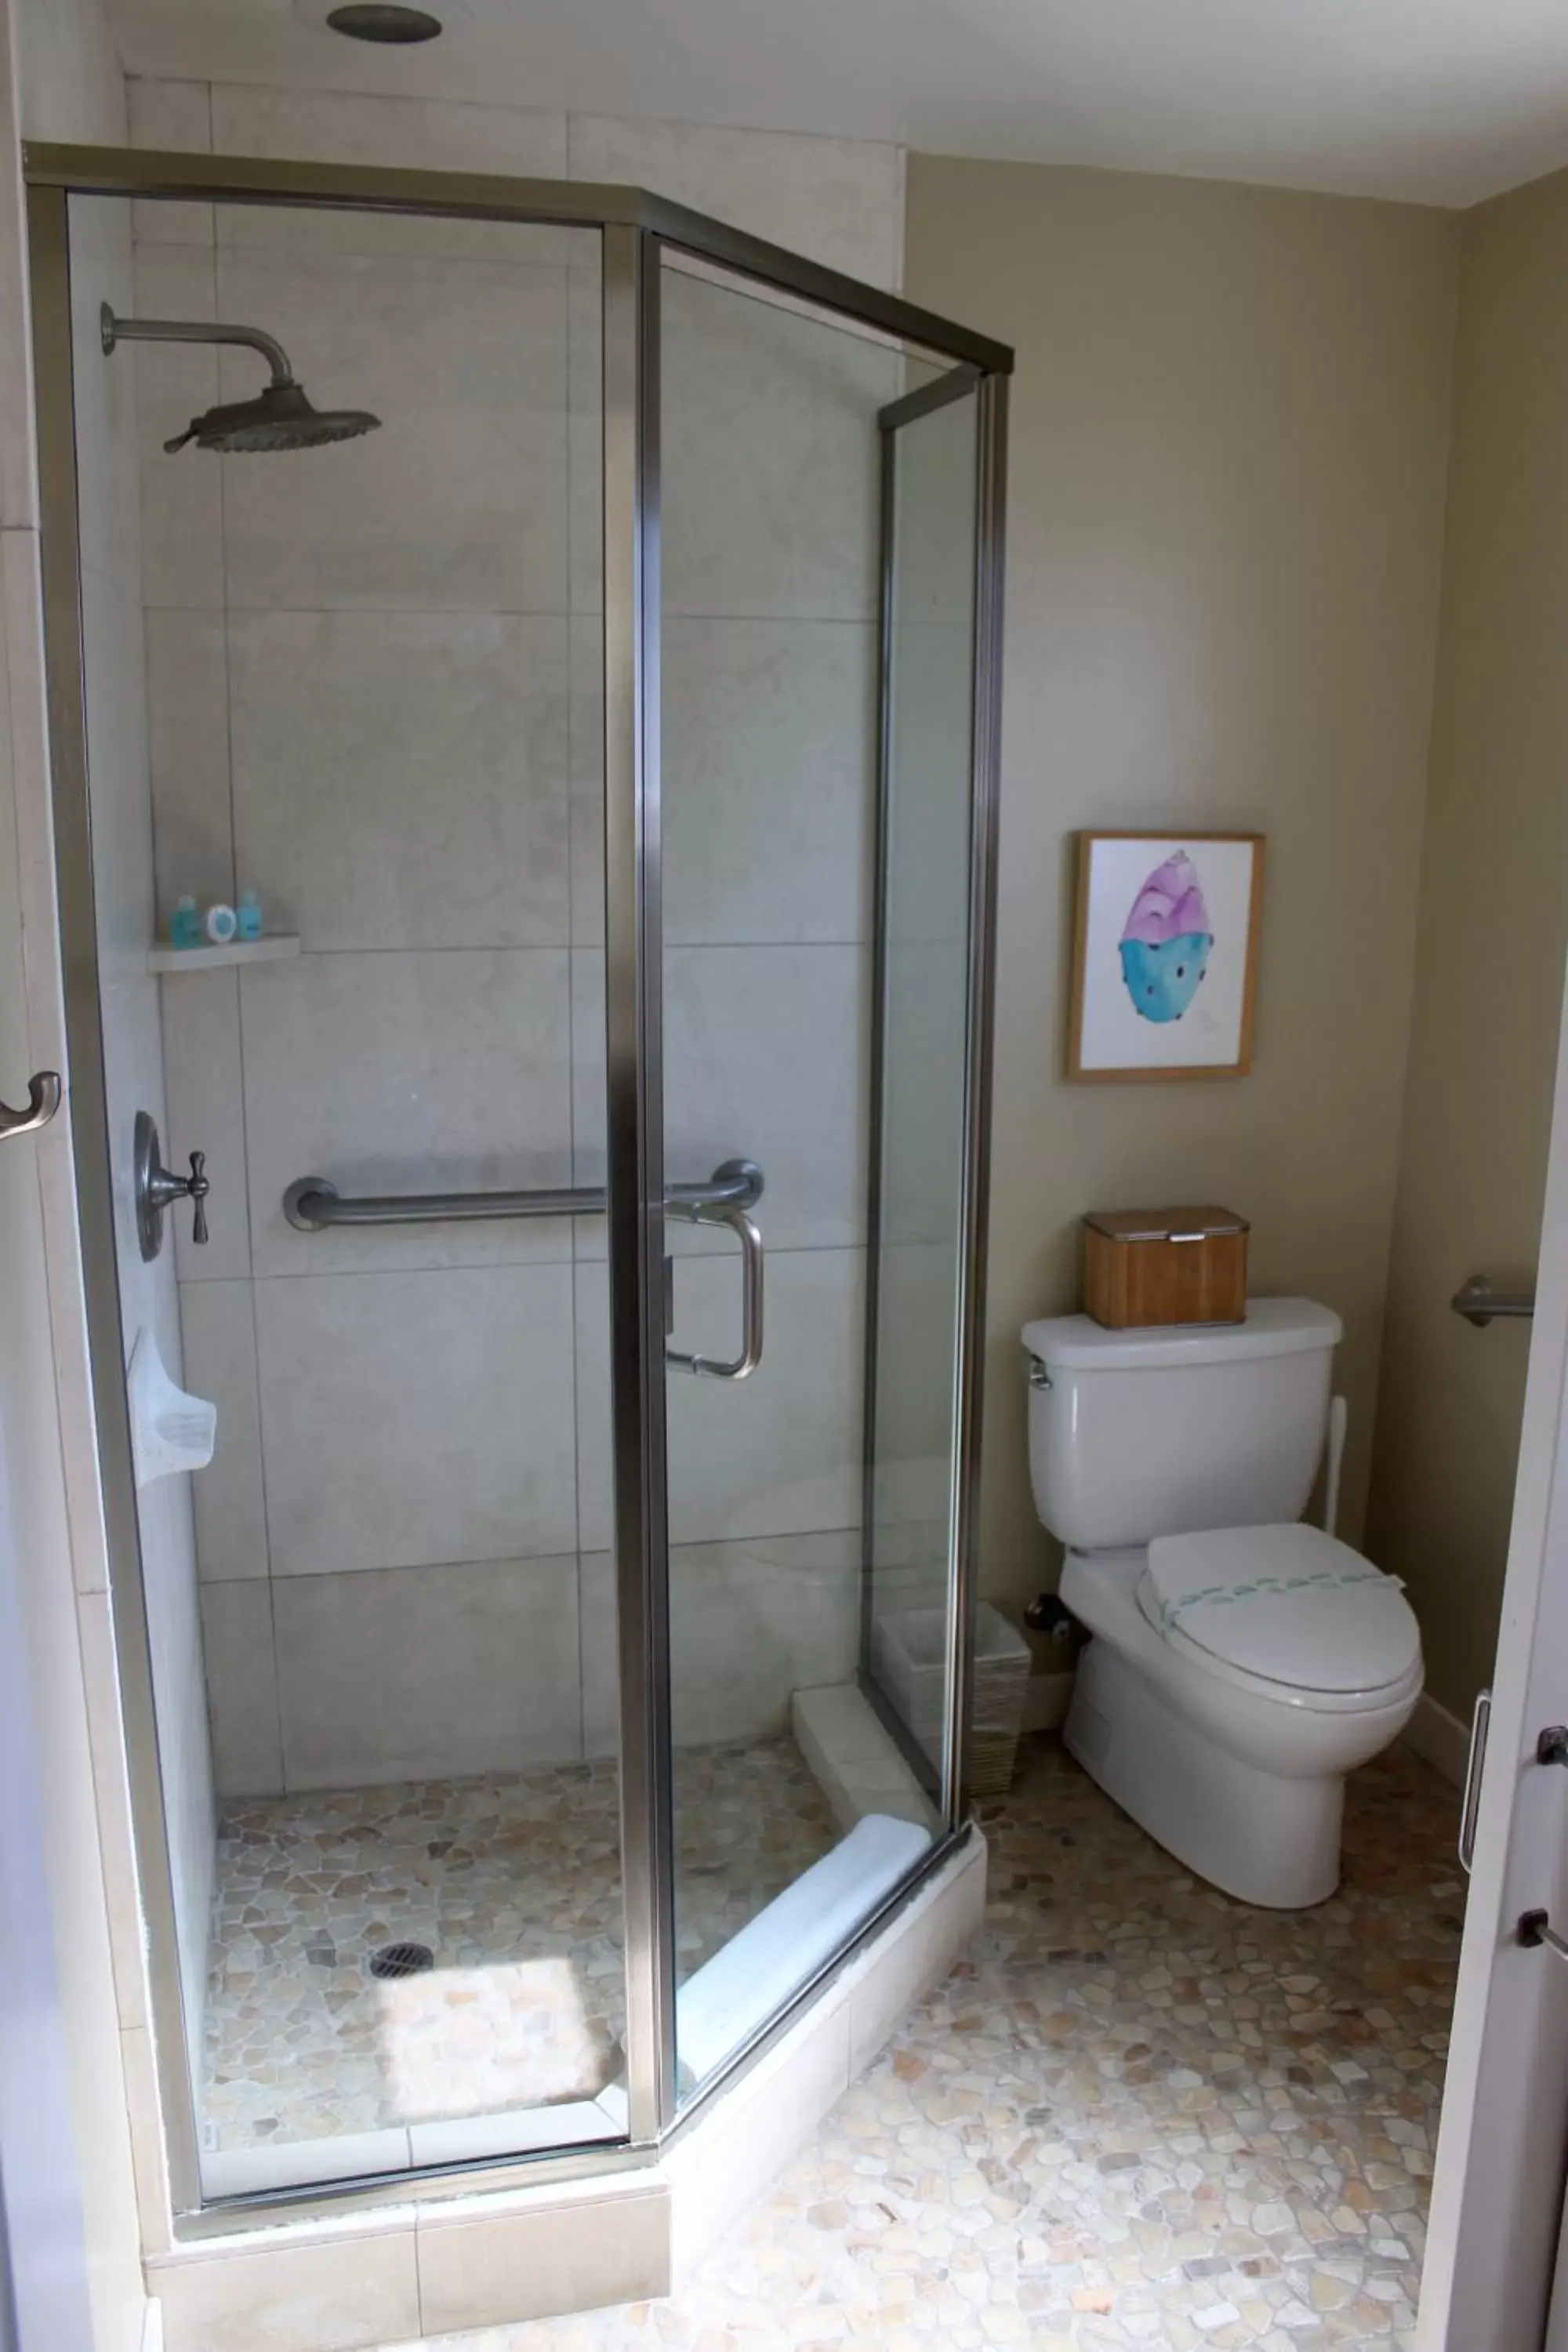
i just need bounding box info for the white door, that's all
[1421,985,1568,2350]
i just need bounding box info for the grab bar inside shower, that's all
[282,1156,766,1380]
[283,1157,764,1232]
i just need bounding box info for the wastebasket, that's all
[870,1601,1033,1797]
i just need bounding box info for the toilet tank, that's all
[1022,1298,1342,1552]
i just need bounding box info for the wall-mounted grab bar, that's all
[282,1157,768,1381]
[1452,1275,1535,1328]
[283,1157,764,1232]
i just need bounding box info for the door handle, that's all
[0,1070,60,1140]
[1459,1689,1491,1874]
[665,1201,764,1381]
[1519,1909,1568,1961]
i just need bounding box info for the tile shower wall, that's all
[131,78,904,1794]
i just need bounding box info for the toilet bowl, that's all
[1023,1299,1424,1908]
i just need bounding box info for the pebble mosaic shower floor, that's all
[394,1733,1460,2352]
[202,1737,839,2147]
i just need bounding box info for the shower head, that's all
[100,303,382,455]
[164,383,382,455]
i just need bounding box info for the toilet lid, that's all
[1140,1523,1421,1694]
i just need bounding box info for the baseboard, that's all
[1403,1690,1472,1788]
[1023,1669,1074,1733]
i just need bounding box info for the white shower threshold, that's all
[146,1793,984,2352]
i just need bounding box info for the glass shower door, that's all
[862,372,986,1810]
[654,250,985,2103]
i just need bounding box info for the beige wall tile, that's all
[568,114,903,289]
[158,967,250,1279]
[130,240,222,611]
[146,605,233,927]
[416,2181,668,2332]
[228,611,569,950]
[150,2220,419,2352]
[660,263,891,622]
[272,1555,583,1785]
[662,615,877,944]
[210,80,566,178]
[70,194,142,601]
[177,1279,268,1581]
[570,944,869,1258]
[80,569,154,978]
[255,1262,578,1574]
[666,1531,860,1744]
[127,76,214,246]
[238,947,572,1276]
[212,245,568,614]
[199,1580,282,1795]
[576,1248,865,1552]
[663,945,869,1250]
[580,1532,861,1754]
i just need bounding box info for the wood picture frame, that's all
[1066,829,1265,1082]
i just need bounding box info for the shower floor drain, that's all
[368,1940,435,1980]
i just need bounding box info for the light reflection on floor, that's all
[202,1737,837,2149]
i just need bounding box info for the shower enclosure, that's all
[24,143,1008,2220]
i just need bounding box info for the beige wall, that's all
[905,159,1461,1632]
[1364,167,1568,1722]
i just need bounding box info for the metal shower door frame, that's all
[22,142,1011,2232]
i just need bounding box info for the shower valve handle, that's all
[133,1112,210,1260]
[187,1152,209,1246]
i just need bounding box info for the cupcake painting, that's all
[1118,850,1213,1024]
[1068,831,1264,1080]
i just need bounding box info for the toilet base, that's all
[1064,1635,1343,1909]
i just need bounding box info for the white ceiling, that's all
[104,0,1568,208]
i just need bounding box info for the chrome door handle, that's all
[1459,1689,1491,1874]
[665,1202,764,1381]
[0,1070,60,1139]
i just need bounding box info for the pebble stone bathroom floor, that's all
[391,1732,1460,2352]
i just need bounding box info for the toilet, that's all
[1022,1298,1422,1908]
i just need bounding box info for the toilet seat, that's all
[1137,1523,1421,1702]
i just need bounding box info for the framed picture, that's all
[1067,830,1265,1081]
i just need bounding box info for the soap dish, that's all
[128,1326,216,1488]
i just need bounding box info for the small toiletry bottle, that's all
[237,887,263,942]
[204,902,238,946]
[170,895,201,950]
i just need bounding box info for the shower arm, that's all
[99,304,298,387]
